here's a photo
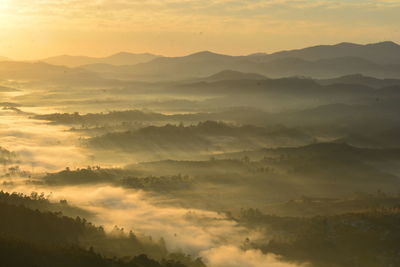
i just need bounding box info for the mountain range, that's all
[41,52,159,67]
[76,41,400,80]
[318,74,400,88]
[1,41,400,81]
[0,61,99,82]
[189,70,267,82]
[250,41,400,64]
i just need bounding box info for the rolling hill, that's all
[318,74,400,88]
[250,41,400,64]
[42,52,159,67]
[0,61,102,83]
[193,70,267,82]
[84,49,400,80]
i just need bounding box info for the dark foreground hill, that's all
[0,192,204,267]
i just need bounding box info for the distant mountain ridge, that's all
[250,41,400,64]
[41,52,159,67]
[0,61,100,82]
[96,55,400,80]
[193,70,267,82]
[2,41,400,80]
[318,74,400,88]
[77,41,400,80]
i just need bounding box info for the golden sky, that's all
[0,0,399,59]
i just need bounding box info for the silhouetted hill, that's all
[262,56,400,78]
[5,41,400,81]
[123,51,257,80]
[176,77,320,94]
[183,50,231,60]
[42,52,159,67]
[0,191,93,219]
[123,142,400,200]
[256,193,400,217]
[5,42,400,81]
[194,70,267,82]
[33,108,271,131]
[0,61,98,81]
[220,142,400,162]
[0,200,198,267]
[98,53,400,80]
[174,77,379,101]
[0,238,185,267]
[34,110,169,125]
[318,74,400,88]
[256,41,400,64]
[88,121,313,156]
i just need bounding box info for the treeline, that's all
[125,144,399,193]
[33,110,169,125]
[39,167,194,192]
[0,191,205,267]
[0,191,92,219]
[0,236,187,267]
[261,192,400,217]
[87,121,311,153]
[32,108,266,126]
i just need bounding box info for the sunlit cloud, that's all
[201,245,307,267]
[2,181,294,267]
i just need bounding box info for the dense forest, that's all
[0,191,204,267]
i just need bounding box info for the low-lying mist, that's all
[2,57,400,266]
[0,178,305,267]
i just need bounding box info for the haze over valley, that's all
[1,1,400,266]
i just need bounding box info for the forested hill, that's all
[0,192,205,267]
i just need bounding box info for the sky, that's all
[0,0,400,60]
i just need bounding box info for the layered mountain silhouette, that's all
[2,41,400,81]
[76,42,400,80]
[192,70,267,82]
[0,61,99,82]
[318,74,400,88]
[249,41,400,64]
[42,52,159,67]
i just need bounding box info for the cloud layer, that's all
[1,180,306,267]
[201,245,307,267]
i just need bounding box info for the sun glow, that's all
[0,0,11,27]
[0,0,9,9]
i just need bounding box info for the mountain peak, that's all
[186,51,229,58]
[334,42,362,47]
[247,52,269,57]
[193,50,217,55]
[109,52,155,57]
[367,41,399,47]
